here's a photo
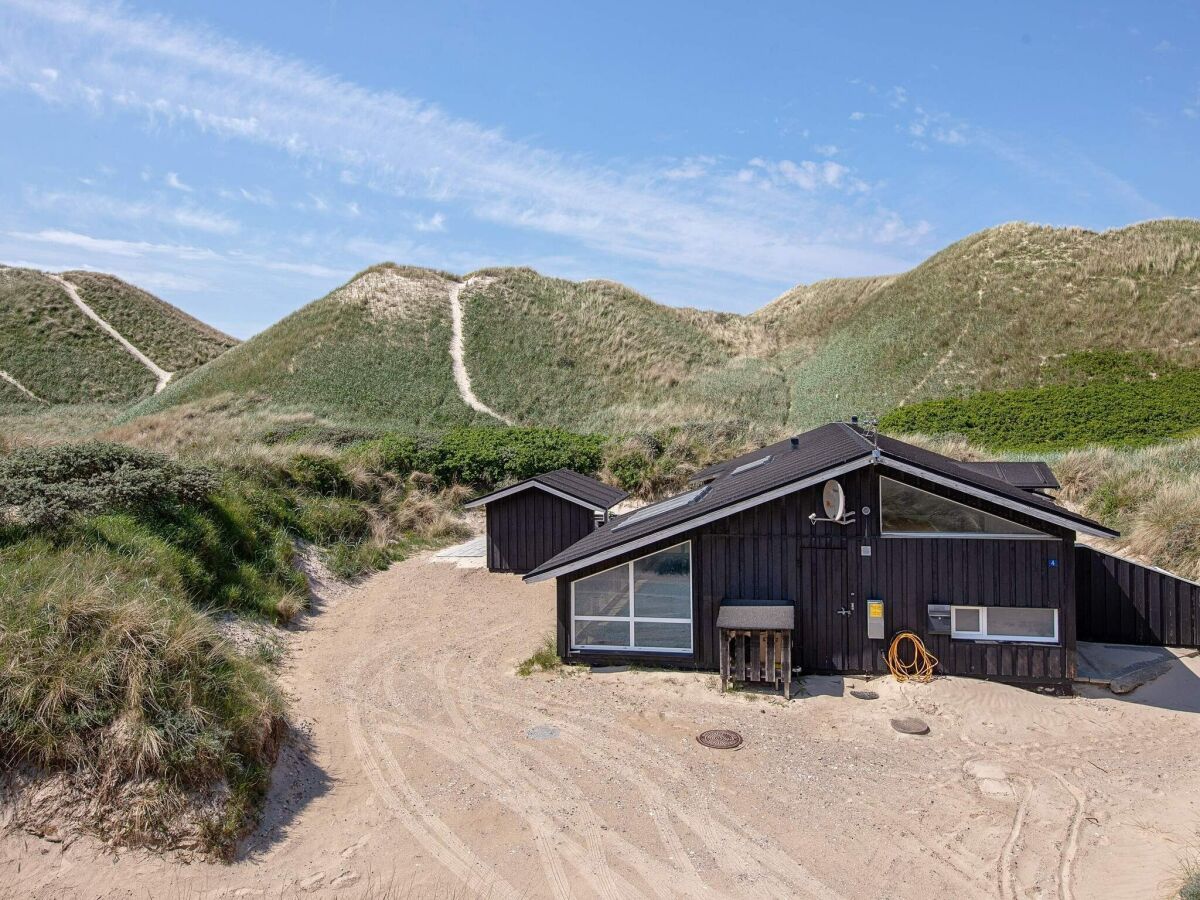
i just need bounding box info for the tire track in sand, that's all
[345,636,522,899]
[447,632,838,899]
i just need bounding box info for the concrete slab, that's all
[1076,642,1196,694]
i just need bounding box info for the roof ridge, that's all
[836,420,875,450]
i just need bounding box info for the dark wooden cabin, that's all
[524,423,1123,690]
[466,469,628,575]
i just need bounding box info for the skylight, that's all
[612,486,710,531]
[731,455,771,475]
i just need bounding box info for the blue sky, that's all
[0,1,1197,338]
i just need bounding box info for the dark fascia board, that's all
[525,452,1117,583]
[464,480,610,513]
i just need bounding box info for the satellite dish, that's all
[822,479,846,521]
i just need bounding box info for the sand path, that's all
[448,277,512,424]
[5,550,1200,898]
[48,274,174,394]
[0,370,45,403]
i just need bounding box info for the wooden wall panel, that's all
[1076,546,1200,648]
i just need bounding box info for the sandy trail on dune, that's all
[4,546,1200,899]
[0,370,45,403]
[448,277,511,424]
[48,273,174,394]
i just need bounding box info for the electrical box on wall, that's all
[866,598,885,640]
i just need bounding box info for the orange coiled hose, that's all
[885,631,939,683]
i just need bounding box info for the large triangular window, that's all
[880,476,1045,537]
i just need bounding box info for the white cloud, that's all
[165,171,192,192]
[414,212,446,232]
[0,0,926,285]
[219,186,274,206]
[662,155,716,180]
[749,158,854,191]
[27,188,240,235]
[9,228,218,260]
[849,111,866,121]
[812,144,839,157]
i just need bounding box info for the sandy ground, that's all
[4,545,1200,899]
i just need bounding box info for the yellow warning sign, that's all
[867,601,884,619]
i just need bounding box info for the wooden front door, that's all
[798,544,854,673]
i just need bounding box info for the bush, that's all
[283,453,352,497]
[364,426,605,488]
[880,369,1200,451]
[0,442,216,530]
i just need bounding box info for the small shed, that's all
[465,469,628,575]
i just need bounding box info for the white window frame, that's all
[570,541,693,654]
[950,606,1059,644]
[879,475,1054,540]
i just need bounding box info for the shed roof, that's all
[463,468,628,513]
[957,461,1060,491]
[524,423,1117,583]
[716,601,795,630]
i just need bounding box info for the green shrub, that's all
[283,453,351,496]
[364,426,605,487]
[0,442,216,529]
[606,448,655,492]
[881,369,1200,451]
[1050,349,1175,384]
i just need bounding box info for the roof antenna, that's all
[862,413,880,460]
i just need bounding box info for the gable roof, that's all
[523,423,1117,583]
[463,468,628,513]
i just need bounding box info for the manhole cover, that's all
[697,729,743,750]
[850,689,879,700]
[890,717,930,735]
[525,725,560,740]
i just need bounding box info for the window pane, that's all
[573,565,629,617]
[632,544,691,619]
[880,477,1042,536]
[987,607,1056,639]
[574,619,630,647]
[634,621,691,650]
[954,608,981,632]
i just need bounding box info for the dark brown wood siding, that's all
[556,465,1077,685]
[1076,545,1200,648]
[486,488,596,575]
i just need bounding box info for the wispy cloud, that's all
[0,0,926,285]
[164,171,192,192]
[9,228,218,260]
[26,187,240,235]
[414,212,446,233]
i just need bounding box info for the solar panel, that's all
[612,486,709,531]
[730,455,771,476]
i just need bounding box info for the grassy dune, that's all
[131,264,488,428]
[134,219,1200,439]
[0,266,154,403]
[0,266,235,408]
[63,270,236,372]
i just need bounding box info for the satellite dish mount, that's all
[809,479,857,526]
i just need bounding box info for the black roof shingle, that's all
[464,468,627,512]
[524,423,1116,581]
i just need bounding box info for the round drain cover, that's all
[697,729,743,750]
[850,689,879,700]
[525,725,560,740]
[890,717,930,735]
